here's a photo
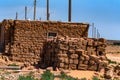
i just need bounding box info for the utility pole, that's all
[68,0,72,22]
[97,30,100,38]
[92,23,94,38]
[34,0,36,20]
[94,27,96,38]
[97,29,99,38]
[16,12,18,20]
[47,0,50,20]
[25,6,27,20]
[99,32,100,38]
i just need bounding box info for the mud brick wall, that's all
[0,20,89,65]
[42,37,108,71]
[0,20,14,52]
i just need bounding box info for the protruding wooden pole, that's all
[94,27,96,38]
[16,12,18,20]
[34,0,36,20]
[47,0,50,20]
[97,30,100,38]
[92,23,94,38]
[25,6,27,20]
[68,0,72,22]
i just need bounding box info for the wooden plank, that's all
[0,66,21,70]
[8,70,37,72]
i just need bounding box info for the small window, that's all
[47,32,57,39]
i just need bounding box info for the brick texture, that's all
[0,20,108,71]
[41,37,108,71]
[0,20,89,66]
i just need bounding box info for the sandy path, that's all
[67,70,95,79]
[51,69,95,79]
[106,54,120,63]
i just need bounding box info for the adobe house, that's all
[0,19,89,66]
[0,1,107,71]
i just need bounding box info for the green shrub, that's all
[81,77,87,80]
[18,72,38,80]
[41,70,54,80]
[8,63,19,66]
[92,76,99,80]
[113,43,120,46]
[1,76,5,80]
[107,59,117,64]
[58,73,79,80]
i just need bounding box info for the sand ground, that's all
[106,45,120,63]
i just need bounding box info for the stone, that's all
[78,64,88,70]
[104,66,114,79]
[73,59,79,64]
[59,63,64,68]
[70,54,78,59]
[69,64,76,70]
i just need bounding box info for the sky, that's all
[0,0,120,40]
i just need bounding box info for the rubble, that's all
[104,66,114,79]
[41,36,108,71]
[102,64,120,79]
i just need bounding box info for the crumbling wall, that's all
[41,37,108,71]
[1,20,89,66]
[0,20,14,52]
[0,20,108,71]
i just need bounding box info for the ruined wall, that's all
[1,20,89,65]
[0,20,108,71]
[0,20,14,52]
[42,37,108,71]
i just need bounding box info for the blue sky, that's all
[0,0,120,40]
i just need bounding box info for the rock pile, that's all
[114,65,120,76]
[104,66,114,79]
[104,65,120,79]
[41,36,108,71]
